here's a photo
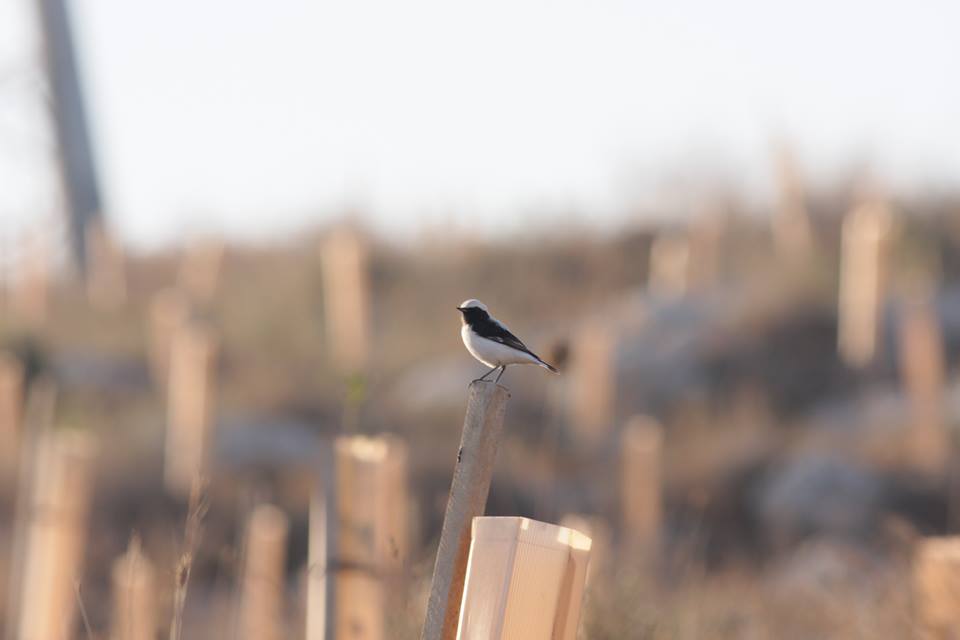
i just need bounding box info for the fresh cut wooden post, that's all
[17,430,97,640]
[422,381,510,640]
[456,517,592,640]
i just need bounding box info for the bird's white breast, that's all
[461,325,541,367]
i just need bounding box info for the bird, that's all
[457,299,559,384]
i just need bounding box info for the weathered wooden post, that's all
[838,200,892,368]
[456,517,592,640]
[898,297,948,471]
[111,537,157,640]
[648,232,690,297]
[422,381,510,640]
[17,430,97,640]
[85,217,126,310]
[914,536,960,635]
[147,288,191,387]
[0,353,25,465]
[320,227,371,373]
[241,504,290,640]
[621,416,664,551]
[568,323,616,445]
[165,322,218,496]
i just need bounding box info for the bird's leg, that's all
[495,365,507,383]
[474,365,499,383]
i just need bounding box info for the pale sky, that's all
[1,0,959,250]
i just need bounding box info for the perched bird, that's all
[457,299,559,383]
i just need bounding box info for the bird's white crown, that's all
[459,298,488,312]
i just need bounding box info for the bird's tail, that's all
[537,359,559,374]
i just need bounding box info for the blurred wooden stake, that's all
[85,217,126,310]
[838,200,892,368]
[0,353,25,466]
[898,298,948,471]
[914,536,960,636]
[178,239,224,303]
[320,227,371,373]
[621,416,663,551]
[147,288,190,387]
[569,325,615,445]
[164,323,218,496]
[456,517,592,640]
[422,381,510,640]
[336,435,410,639]
[772,145,814,264]
[111,537,156,640]
[17,430,97,640]
[649,232,690,297]
[241,504,290,640]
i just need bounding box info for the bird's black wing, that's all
[473,316,538,357]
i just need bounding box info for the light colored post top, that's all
[421,381,510,640]
[456,516,592,640]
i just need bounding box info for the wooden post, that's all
[422,381,510,640]
[648,232,690,297]
[165,322,218,496]
[568,324,616,445]
[147,288,191,387]
[0,353,25,466]
[689,209,724,291]
[86,217,126,310]
[178,239,224,303]
[838,200,892,368]
[17,430,97,640]
[914,536,960,635]
[621,416,663,551]
[111,537,157,640]
[320,227,371,373]
[333,435,410,638]
[241,504,290,640]
[772,144,814,264]
[456,517,592,640]
[899,297,948,471]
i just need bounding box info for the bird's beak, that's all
[456,306,465,312]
